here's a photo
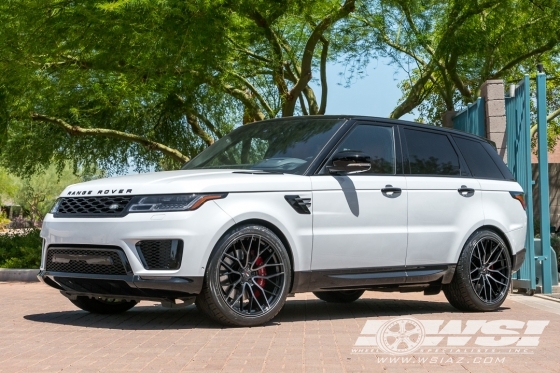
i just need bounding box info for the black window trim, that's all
[312,120,403,176]
[398,125,472,178]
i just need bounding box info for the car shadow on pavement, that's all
[23,296,511,330]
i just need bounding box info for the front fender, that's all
[213,192,313,272]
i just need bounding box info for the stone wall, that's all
[480,80,507,161]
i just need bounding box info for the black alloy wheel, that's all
[444,230,511,312]
[469,235,511,304]
[196,225,291,326]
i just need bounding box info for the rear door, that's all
[402,127,484,267]
[311,122,408,271]
[452,136,526,234]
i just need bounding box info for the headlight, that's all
[50,198,61,214]
[128,193,227,213]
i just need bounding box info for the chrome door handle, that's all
[458,185,475,197]
[381,185,402,198]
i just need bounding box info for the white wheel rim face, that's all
[217,234,286,317]
[469,237,511,304]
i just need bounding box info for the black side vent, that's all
[136,240,183,270]
[284,195,311,214]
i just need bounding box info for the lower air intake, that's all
[136,240,183,270]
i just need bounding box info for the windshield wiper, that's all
[232,170,285,175]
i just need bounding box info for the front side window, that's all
[329,124,395,174]
[182,118,343,175]
[404,129,460,176]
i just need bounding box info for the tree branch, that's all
[390,63,436,119]
[490,39,558,79]
[31,113,189,163]
[318,37,329,115]
[231,72,275,118]
[186,113,214,147]
[250,11,290,98]
[298,93,309,115]
[283,0,356,116]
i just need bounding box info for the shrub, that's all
[0,229,42,268]
[0,213,9,230]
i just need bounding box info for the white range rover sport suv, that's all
[39,116,527,326]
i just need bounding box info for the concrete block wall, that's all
[480,80,507,161]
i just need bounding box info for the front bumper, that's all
[40,201,235,278]
[38,270,203,301]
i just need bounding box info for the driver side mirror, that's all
[327,151,372,175]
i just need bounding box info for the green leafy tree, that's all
[0,0,356,176]
[341,0,560,123]
[13,165,82,223]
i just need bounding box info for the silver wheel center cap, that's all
[242,269,251,281]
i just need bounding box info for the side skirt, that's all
[291,264,456,293]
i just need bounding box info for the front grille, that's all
[136,240,183,270]
[46,247,128,275]
[55,196,133,217]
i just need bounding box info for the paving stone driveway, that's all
[1,282,559,373]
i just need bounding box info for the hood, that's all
[61,169,311,197]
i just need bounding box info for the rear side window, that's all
[453,137,504,179]
[404,129,460,175]
[480,141,515,181]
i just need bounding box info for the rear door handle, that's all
[381,185,402,198]
[458,185,475,197]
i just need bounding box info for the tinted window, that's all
[183,119,343,175]
[404,129,460,175]
[332,125,395,174]
[480,141,515,180]
[453,137,504,179]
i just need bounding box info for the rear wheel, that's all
[443,230,511,312]
[196,224,292,327]
[70,296,137,314]
[313,290,365,303]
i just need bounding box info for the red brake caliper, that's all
[253,257,267,297]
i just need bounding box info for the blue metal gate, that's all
[505,73,553,293]
[452,73,554,293]
[505,75,536,291]
[452,97,486,137]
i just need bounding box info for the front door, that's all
[311,123,408,274]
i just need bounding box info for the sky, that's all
[311,57,416,121]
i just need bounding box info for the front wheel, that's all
[70,296,137,314]
[443,230,511,312]
[313,290,365,303]
[196,224,292,327]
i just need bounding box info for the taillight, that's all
[509,191,526,210]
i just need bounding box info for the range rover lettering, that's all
[39,116,527,326]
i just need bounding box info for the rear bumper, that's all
[38,270,203,301]
[512,248,526,273]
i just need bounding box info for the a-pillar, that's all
[480,80,507,161]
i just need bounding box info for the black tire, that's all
[70,296,137,314]
[196,224,292,327]
[313,290,365,303]
[443,230,512,312]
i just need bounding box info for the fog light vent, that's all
[136,240,183,270]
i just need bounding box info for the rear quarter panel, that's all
[479,179,527,254]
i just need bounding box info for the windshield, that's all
[182,118,344,175]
